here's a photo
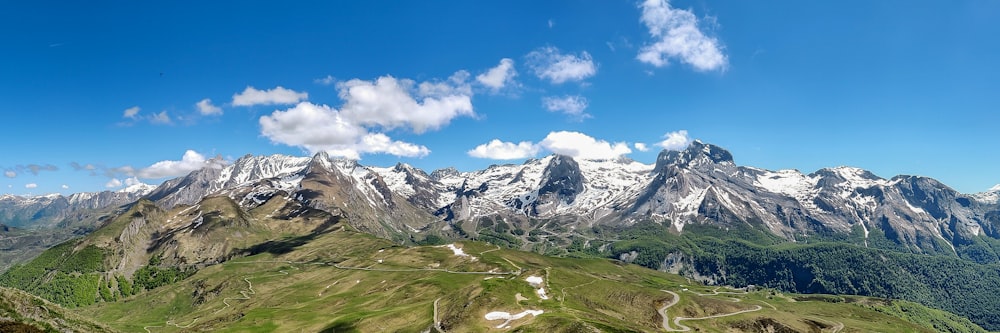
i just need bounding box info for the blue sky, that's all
[2,0,998,195]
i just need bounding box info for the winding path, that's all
[433,298,445,333]
[657,289,763,332]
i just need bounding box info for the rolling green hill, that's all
[69,227,990,332]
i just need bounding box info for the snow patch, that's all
[525,275,548,300]
[484,310,544,329]
[444,244,467,257]
[525,276,543,286]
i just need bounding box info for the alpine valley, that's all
[3,141,1000,332]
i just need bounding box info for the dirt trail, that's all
[433,298,445,333]
[657,289,763,332]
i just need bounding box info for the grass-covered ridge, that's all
[604,221,1000,331]
[76,227,991,332]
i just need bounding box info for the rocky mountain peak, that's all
[654,140,734,171]
[430,167,461,181]
[537,155,585,204]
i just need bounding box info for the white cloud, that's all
[476,58,517,91]
[548,19,555,28]
[24,183,37,189]
[196,98,222,115]
[338,74,474,134]
[542,95,590,117]
[635,142,650,152]
[151,111,172,125]
[124,177,142,186]
[259,102,430,159]
[314,75,336,85]
[3,171,14,178]
[526,47,597,84]
[61,184,70,189]
[232,86,308,107]
[539,131,631,159]
[260,72,475,159]
[138,150,211,178]
[637,0,728,71]
[105,178,122,188]
[468,139,541,160]
[356,133,430,158]
[658,130,692,151]
[123,106,140,119]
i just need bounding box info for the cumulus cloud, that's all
[232,86,308,106]
[542,95,590,118]
[4,171,14,178]
[468,139,541,160]
[24,183,37,189]
[339,75,474,133]
[260,72,476,159]
[123,106,141,119]
[637,0,727,71]
[526,47,597,84]
[476,58,517,91]
[634,142,650,152]
[469,131,633,160]
[61,184,70,189]
[196,98,222,115]
[150,111,172,125]
[539,131,632,159]
[137,150,213,179]
[105,178,122,188]
[124,177,142,186]
[658,130,692,151]
[260,102,430,159]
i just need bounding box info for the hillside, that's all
[0,286,117,333]
[75,228,989,333]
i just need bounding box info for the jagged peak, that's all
[815,166,883,180]
[654,140,734,170]
[430,167,461,180]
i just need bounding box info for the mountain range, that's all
[3,140,1000,330]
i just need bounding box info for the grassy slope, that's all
[0,286,118,333]
[80,228,989,333]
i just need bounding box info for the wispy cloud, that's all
[150,111,173,125]
[542,95,590,119]
[526,46,597,84]
[476,58,517,92]
[123,106,141,119]
[196,99,222,116]
[637,0,727,71]
[314,75,336,85]
[232,86,308,107]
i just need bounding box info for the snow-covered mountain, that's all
[14,140,995,259]
[0,183,156,229]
